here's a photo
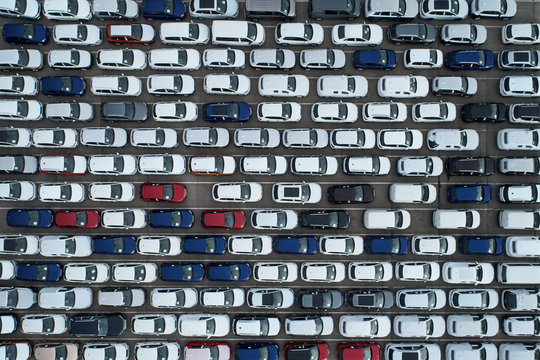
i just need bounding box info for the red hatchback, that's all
[55,210,100,229]
[201,210,245,230]
[141,183,187,202]
[285,343,329,360]
[337,343,380,360]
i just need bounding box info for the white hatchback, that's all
[32,128,77,148]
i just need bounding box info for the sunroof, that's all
[514,52,530,62]
[284,187,300,197]
[200,0,214,9]
[434,0,448,9]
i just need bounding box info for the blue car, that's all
[150,209,194,228]
[2,23,49,45]
[16,262,62,282]
[446,50,495,70]
[143,0,186,19]
[183,236,227,254]
[7,209,53,228]
[236,343,279,360]
[40,76,86,96]
[92,236,136,255]
[447,184,492,203]
[273,235,317,254]
[161,262,204,282]
[202,102,252,122]
[207,262,250,281]
[460,236,503,255]
[352,49,397,70]
[364,236,408,255]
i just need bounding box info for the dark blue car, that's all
[352,49,397,70]
[150,209,194,228]
[7,209,53,228]
[446,50,495,70]
[183,236,227,254]
[208,262,250,281]
[16,262,62,282]
[2,23,49,45]
[143,0,186,19]
[92,236,136,255]
[40,76,86,96]
[202,102,252,122]
[447,184,492,203]
[273,235,317,254]
[161,262,204,282]
[364,236,408,255]
[460,236,503,255]
[236,343,279,360]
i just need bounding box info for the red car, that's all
[55,210,100,229]
[141,183,187,202]
[337,343,380,360]
[106,24,156,44]
[285,343,329,360]
[201,210,245,230]
[184,342,231,360]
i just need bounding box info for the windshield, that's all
[287,76,296,91]
[304,24,313,40]
[76,25,87,40]
[247,23,257,41]
[22,24,35,39]
[52,130,66,145]
[75,211,87,226]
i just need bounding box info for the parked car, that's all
[352,49,397,70]
[471,0,516,18]
[364,236,408,255]
[396,289,446,310]
[160,22,210,44]
[63,263,110,283]
[69,315,126,337]
[502,23,540,45]
[440,24,487,44]
[2,23,49,45]
[150,209,193,228]
[447,314,499,337]
[388,23,436,44]
[7,209,53,228]
[446,50,495,70]
[275,22,323,45]
[160,263,204,282]
[442,262,494,284]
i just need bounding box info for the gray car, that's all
[101,102,148,122]
[309,0,361,19]
[388,23,436,44]
[346,289,394,309]
[296,289,343,309]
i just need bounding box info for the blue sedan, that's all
[236,343,279,360]
[40,76,86,96]
[161,263,204,282]
[447,184,492,203]
[92,236,136,255]
[16,262,62,282]
[352,49,397,70]
[183,236,227,254]
[150,209,194,228]
[460,236,503,255]
[202,102,252,122]
[143,0,186,19]
[446,50,495,70]
[7,209,53,228]
[273,236,317,254]
[207,262,250,281]
[2,23,49,45]
[364,236,408,255]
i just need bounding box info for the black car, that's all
[299,210,350,229]
[309,0,361,19]
[327,184,374,204]
[296,289,343,309]
[387,23,436,44]
[345,289,394,309]
[510,103,540,123]
[101,101,148,122]
[447,157,495,176]
[69,314,126,337]
[461,103,507,122]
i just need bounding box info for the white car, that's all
[0,99,42,121]
[447,314,499,337]
[471,0,516,18]
[348,262,392,282]
[502,289,540,311]
[377,129,422,150]
[362,102,407,122]
[0,75,38,96]
[39,235,92,257]
[201,288,244,308]
[102,209,147,229]
[498,129,540,150]
[98,288,145,307]
[0,314,17,334]
[378,75,429,98]
[285,315,333,336]
[447,343,497,360]
[39,154,87,174]
[150,288,198,309]
[275,22,323,45]
[112,263,158,283]
[138,154,186,175]
[88,182,135,202]
[240,155,287,175]
[0,287,36,309]
[189,155,236,175]
[499,210,540,230]
[64,263,109,283]
[272,182,322,204]
[397,156,444,177]
[342,156,390,176]
[258,74,309,97]
[500,76,540,97]
[159,22,210,45]
[44,0,92,20]
[134,342,180,360]
[0,180,36,201]
[364,0,419,19]
[212,182,263,202]
[282,128,328,149]
[83,343,129,360]
[502,23,540,44]
[130,128,178,148]
[153,102,198,122]
[331,24,383,46]
[509,103,540,124]
[251,209,298,230]
[441,24,487,45]
[227,235,272,255]
[389,183,437,204]
[393,315,446,338]
[131,314,176,335]
[204,74,250,95]
[246,288,294,309]
[427,129,479,151]
[311,102,357,123]
[363,209,411,229]
[177,314,230,337]
[96,49,147,71]
[204,48,245,69]
[395,261,440,281]
[183,127,229,148]
[136,236,182,256]
[45,101,94,122]
[53,24,102,46]
[319,236,363,255]
[149,48,201,71]
[292,156,338,176]
[419,0,468,19]
[301,262,345,283]
[48,49,92,70]
[499,184,540,203]
[21,314,68,335]
[0,0,41,19]
[253,262,298,282]
[330,128,376,149]
[257,102,301,122]
[91,76,141,97]
[31,128,78,148]
[147,74,195,96]
[211,20,264,46]
[249,49,295,70]
[0,235,39,255]
[449,289,499,309]
[404,49,443,69]
[504,316,540,336]
[0,260,15,280]
[395,289,446,310]
[234,316,280,337]
[88,154,137,176]
[93,0,139,19]
[499,344,540,360]
[189,0,238,19]
[412,102,456,122]
[339,315,391,338]
[442,262,494,284]
[412,236,456,256]
[505,236,540,257]
[433,209,480,229]
[317,75,367,98]
[233,128,280,148]
[38,287,92,309]
[0,49,42,72]
[299,49,346,70]
[80,127,127,148]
